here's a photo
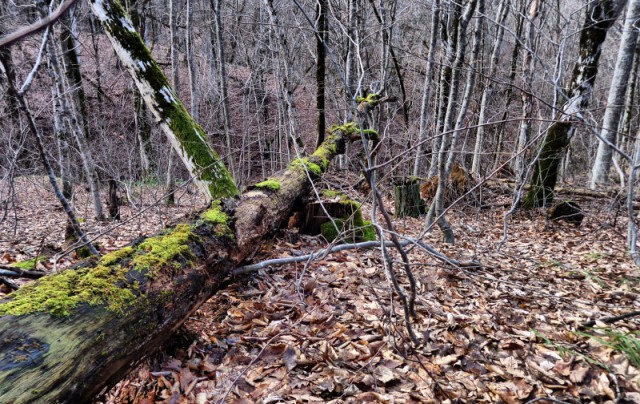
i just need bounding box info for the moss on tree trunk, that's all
[88,0,237,200]
[523,122,571,208]
[0,122,357,403]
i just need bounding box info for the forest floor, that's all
[2,175,640,403]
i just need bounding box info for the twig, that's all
[0,0,79,48]
[0,266,46,279]
[231,238,480,277]
[0,277,19,291]
[580,311,640,329]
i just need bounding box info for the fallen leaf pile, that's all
[2,176,640,402]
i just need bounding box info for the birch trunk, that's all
[590,0,640,188]
[88,0,238,200]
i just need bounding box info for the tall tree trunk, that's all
[0,55,99,258]
[428,2,458,176]
[524,0,625,208]
[186,0,199,122]
[262,0,304,153]
[446,0,483,170]
[590,0,640,188]
[45,18,105,221]
[515,0,542,185]
[88,0,237,200]
[412,0,440,177]
[492,1,525,171]
[315,0,327,147]
[213,0,237,178]
[427,0,477,244]
[471,0,509,178]
[339,0,359,170]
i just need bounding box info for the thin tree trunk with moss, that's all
[524,0,625,208]
[88,0,237,201]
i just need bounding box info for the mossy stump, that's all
[392,177,425,218]
[300,195,375,243]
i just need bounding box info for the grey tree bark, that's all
[590,0,640,188]
[426,0,477,244]
[515,0,542,185]
[524,0,626,208]
[471,0,509,178]
[412,0,440,177]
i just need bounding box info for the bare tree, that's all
[524,0,625,208]
[591,0,640,188]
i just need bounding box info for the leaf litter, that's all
[2,177,640,402]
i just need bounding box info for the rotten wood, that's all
[0,127,347,404]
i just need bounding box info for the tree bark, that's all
[590,0,640,188]
[516,0,542,185]
[89,0,238,201]
[315,0,327,147]
[0,120,353,404]
[471,0,509,178]
[523,0,625,208]
[412,0,440,177]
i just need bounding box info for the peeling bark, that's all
[88,0,237,201]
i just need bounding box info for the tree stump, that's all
[393,177,425,218]
[299,194,375,243]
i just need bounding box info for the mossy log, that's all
[0,132,347,403]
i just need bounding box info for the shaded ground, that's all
[2,176,640,403]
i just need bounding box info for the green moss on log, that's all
[290,158,324,177]
[9,257,45,270]
[255,179,281,191]
[132,224,195,271]
[100,246,135,266]
[320,219,376,243]
[319,190,376,243]
[200,202,234,238]
[0,263,136,317]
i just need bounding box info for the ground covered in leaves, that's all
[2,176,640,403]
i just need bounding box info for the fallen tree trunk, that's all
[0,128,350,403]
